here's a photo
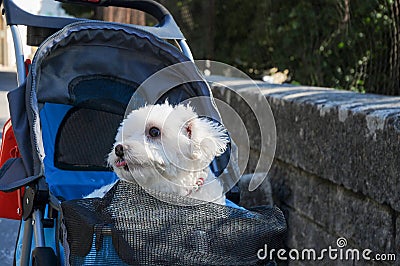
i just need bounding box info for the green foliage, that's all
[60,0,399,95]
[161,0,399,95]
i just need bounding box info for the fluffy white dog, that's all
[88,102,229,205]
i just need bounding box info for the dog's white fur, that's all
[87,103,229,205]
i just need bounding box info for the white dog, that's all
[88,102,229,205]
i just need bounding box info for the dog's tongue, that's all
[116,159,127,167]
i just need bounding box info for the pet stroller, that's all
[0,0,287,265]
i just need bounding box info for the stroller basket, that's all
[61,181,286,265]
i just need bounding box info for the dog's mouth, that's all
[114,144,130,171]
[115,158,127,167]
[115,158,129,171]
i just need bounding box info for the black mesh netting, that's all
[61,181,286,265]
[54,107,122,171]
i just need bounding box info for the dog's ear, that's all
[185,118,229,162]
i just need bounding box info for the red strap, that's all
[25,59,32,76]
[10,146,20,158]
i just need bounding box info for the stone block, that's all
[396,216,400,262]
[269,160,395,254]
[210,77,400,265]
[211,78,400,213]
[283,207,394,266]
[284,207,355,266]
[238,173,273,208]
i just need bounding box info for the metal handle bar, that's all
[2,0,185,40]
[57,0,170,24]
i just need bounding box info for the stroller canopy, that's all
[4,21,227,197]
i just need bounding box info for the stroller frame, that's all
[2,1,196,265]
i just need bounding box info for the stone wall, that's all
[210,76,400,265]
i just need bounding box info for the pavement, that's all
[0,69,20,266]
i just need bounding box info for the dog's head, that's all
[108,103,229,183]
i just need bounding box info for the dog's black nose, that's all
[115,144,124,157]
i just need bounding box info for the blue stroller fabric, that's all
[40,103,118,200]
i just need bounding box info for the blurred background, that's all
[60,0,400,96]
[1,0,399,95]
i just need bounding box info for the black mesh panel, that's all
[61,181,286,265]
[54,107,122,171]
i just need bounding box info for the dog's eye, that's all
[149,127,161,138]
